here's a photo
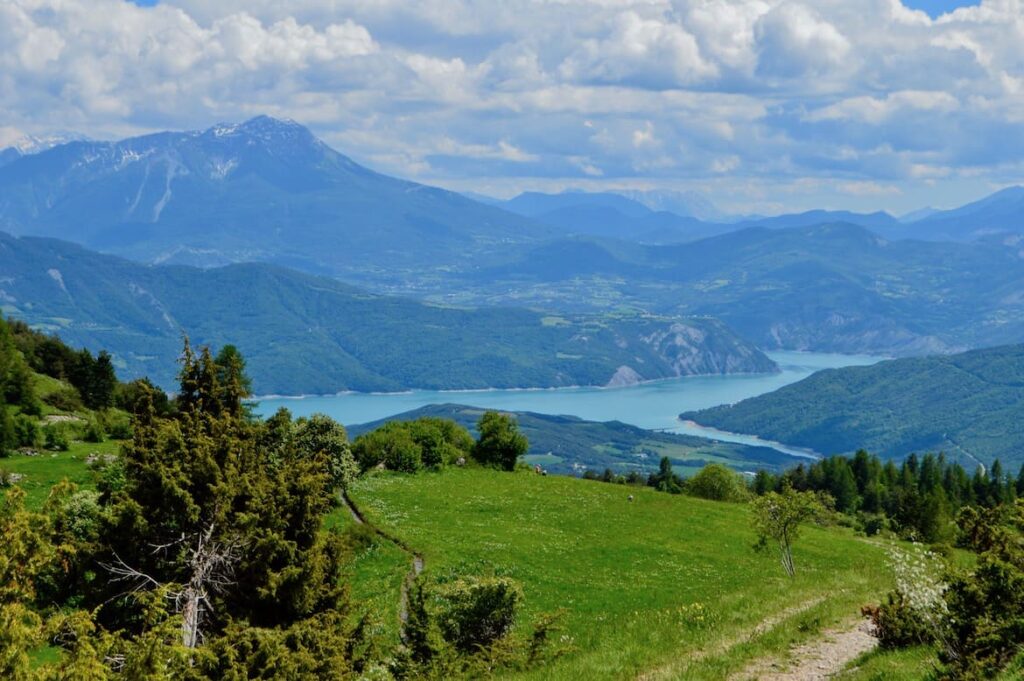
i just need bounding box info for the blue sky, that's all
[903,0,978,17]
[2,0,1023,216]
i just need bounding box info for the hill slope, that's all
[348,403,805,475]
[0,232,776,394]
[346,468,892,679]
[682,344,1024,468]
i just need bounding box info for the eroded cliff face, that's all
[602,318,778,387]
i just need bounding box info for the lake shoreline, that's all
[255,351,885,461]
[251,368,786,401]
[671,419,823,460]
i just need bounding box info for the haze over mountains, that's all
[461,223,1024,356]
[1,116,1022,268]
[1,116,1022,379]
[0,116,550,278]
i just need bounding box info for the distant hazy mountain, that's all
[462,222,1024,356]
[735,209,899,232]
[0,116,548,276]
[494,190,727,243]
[682,344,1024,468]
[616,189,739,222]
[893,186,1024,242]
[0,231,776,394]
[349,403,805,476]
[501,191,653,219]
[898,206,940,223]
[0,132,89,167]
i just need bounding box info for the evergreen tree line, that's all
[0,313,153,455]
[583,448,1024,544]
[753,450,1023,543]
[7,318,118,410]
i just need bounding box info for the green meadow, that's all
[347,468,900,679]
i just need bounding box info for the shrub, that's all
[685,464,749,502]
[293,414,358,489]
[83,419,105,443]
[42,387,83,413]
[472,412,528,471]
[342,522,378,554]
[867,593,937,649]
[407,420,446,468]
[937,504,1024,678]
[384,431,422,473]
[43,424,70,451]
[13,415,40,449]
[434,576,522,653]
[870,543,949,650]
[861,513,888,537]
[102,412,132,440]
[355,424,422,473]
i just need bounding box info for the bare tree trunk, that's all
[103,521,242,651]
[181,595,200,649]
[780,528,796,577]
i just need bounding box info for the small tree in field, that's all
[472,412,528,471]
[751,487,825,577]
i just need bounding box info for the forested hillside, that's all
[0,232,776,394]
[0,313,132,458]
[683,344,1024,468]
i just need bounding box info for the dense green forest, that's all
[683,343,1024,468]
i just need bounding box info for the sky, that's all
[1,0,1019,216]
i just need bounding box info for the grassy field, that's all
[841,646,939,680]
[2,439,120,509]
[348,468,902,680]
[6,440,958,679]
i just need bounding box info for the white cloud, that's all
[837,180,902,196]
[559,10,718,87]
[806,91,960,124]
[2,0,1024,214]
[754,3,852,80]
[433,137,539,162]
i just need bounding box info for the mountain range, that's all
[0,117,549,279]
[682,344,1024,468]
[0,231,776,394]
[457,222,1024,356]
[485,187,1024,245]
[2,116,1023,272]
[1,117,1021,361]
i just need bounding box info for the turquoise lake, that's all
[255,351,884,456]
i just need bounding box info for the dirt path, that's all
[340,491,425,637]
[730,619,877,681]
[637,596,826,681]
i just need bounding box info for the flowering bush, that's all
[869,543,948,649]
